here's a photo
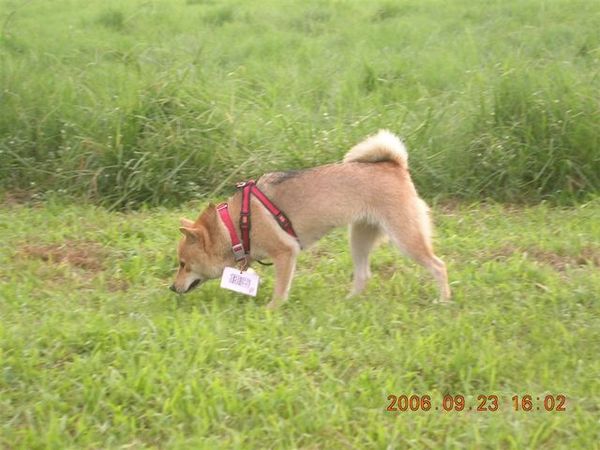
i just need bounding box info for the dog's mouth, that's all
[185,278,202,293]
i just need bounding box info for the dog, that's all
[170,130,451,309]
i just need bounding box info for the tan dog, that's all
[170,130,450,308]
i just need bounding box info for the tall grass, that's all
[1,0,599,208]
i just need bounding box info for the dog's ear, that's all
[179,226,200,242]
[179,225,210,249]
[197,204,218,226]
[180,218,194,228]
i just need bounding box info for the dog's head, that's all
[170,204,231,294]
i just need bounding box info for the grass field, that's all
[1,200,599,448]
[2,0,600,448]
[1,0,599,207]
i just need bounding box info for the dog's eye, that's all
[179,261,185,268]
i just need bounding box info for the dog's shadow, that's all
[167,278,272,313]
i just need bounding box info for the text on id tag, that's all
[220,267,260,297]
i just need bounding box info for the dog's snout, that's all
[169,284,177,292]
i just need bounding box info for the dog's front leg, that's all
[266,248,298,310]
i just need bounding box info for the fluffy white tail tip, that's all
[343,129,408,167]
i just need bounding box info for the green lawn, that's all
[1,200,599,448]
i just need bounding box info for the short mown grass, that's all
[1,0,599,207]
[1,200,598,448]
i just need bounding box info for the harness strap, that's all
[240,183,252,254]
[216,203,246,262]
[217,180,298,265]
[249,184,297,238]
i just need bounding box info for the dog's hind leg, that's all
[266,245,299,310]
[417,253,451,303]
[382,201,451,303]
[349,220,382,297]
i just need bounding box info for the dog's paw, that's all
[265,300,279,310]
[433,297,452,305]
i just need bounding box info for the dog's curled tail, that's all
[343,129,408,168]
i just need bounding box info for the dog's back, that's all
[256,131,417,244]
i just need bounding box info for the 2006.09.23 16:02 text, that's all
[386,394,566,412]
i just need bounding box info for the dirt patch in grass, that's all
[107,278,130,292]
[20,241,108,272]
[1,190,36,206]
[575,246,600,267]
[435,198,465,214]
[488,245,599,271]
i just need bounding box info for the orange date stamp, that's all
[386,394,567,412]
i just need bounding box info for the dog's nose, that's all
[169,284,177,292]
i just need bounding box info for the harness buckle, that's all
[236,179,255,189]
[231,243,246,261]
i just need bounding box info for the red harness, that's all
[216,180,298,263]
